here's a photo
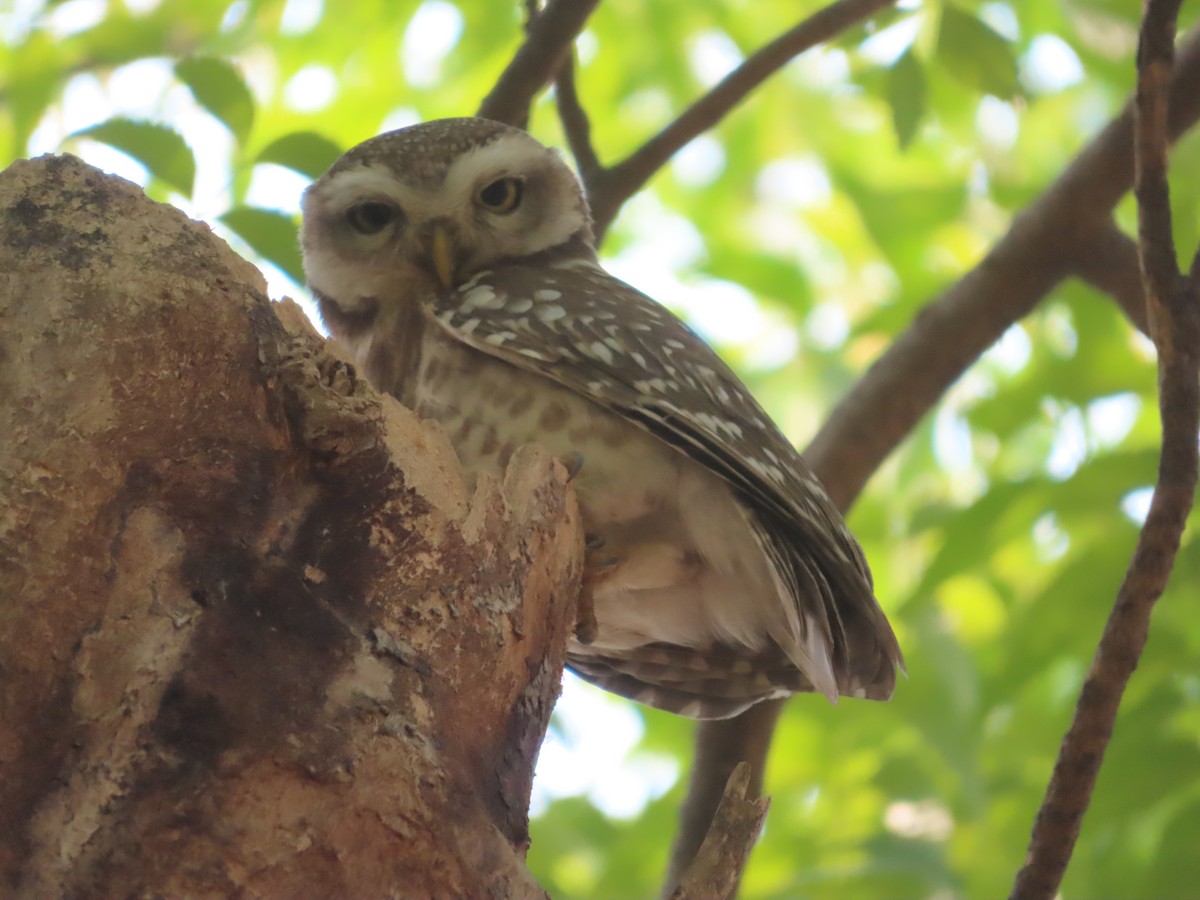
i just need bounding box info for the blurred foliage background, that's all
[3,0,1198,897]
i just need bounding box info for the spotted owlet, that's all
[300,117,902,718]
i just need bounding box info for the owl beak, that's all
[428,222,456,288]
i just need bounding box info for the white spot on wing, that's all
[462,285,494,306]
[462,284,507,310]
[588,340,614,364]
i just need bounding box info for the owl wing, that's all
[426,259,902,699]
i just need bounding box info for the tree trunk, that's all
[0,155,583,899]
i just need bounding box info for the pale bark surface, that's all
[0,154,583,899]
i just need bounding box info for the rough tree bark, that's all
[0,155,584,898]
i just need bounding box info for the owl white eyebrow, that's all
[318,165,457,223]
[318,167,406,206]
[443,134,572,196]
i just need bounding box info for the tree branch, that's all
[668,764,770,900]
[1010,3,1199,896]
[1134,0,1183,326]
[476,0,601,129]
[805,23,1200,510]
[662,700,783,897]
[586,0,900,238]
[554,53,601,182]
[1066,224,1150,335]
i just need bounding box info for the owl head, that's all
[301,118,595,332]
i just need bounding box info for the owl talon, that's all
[574,594,598,644]
[574,545,617,645]
[560,451,585,480]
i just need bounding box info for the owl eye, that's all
[477,177,523,214]
[346,202,400,235]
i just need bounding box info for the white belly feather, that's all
[412,329,788,658]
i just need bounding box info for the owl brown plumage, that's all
[300,117,902,718]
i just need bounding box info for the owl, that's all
[300,117,902,719]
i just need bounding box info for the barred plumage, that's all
[300,117,902,718]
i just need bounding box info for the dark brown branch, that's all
[554,54,601,183]
[1134,0,1184,321]
[586,0,899,238]
[1067,224,1150,335]
[805,23,1200,510]
[1009,286,1200,897]
[476,0,601,128]
[1010,3,1198,896]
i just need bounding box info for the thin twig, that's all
[587,0,899,237]
[476,0,601,128]
[668,763,770,900]
[1009,2,1198,897]
[1134,0,1184,332]
[662,701,782,897]
[554,54,601,183]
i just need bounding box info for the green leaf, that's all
[220,206,303,284]
[889,49,926,149]
[256,132,344,179]
[67,10,181,68]
[7,33,65,150]
[936,4,1019,97]
[72,119,196,196]
[174,57,256,142]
